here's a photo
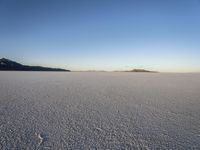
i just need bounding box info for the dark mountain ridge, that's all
[0,58,70,72]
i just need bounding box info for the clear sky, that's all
[0,0,200,72]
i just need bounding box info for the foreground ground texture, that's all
[0,72,200,149]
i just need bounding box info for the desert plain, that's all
[0,72,200,149]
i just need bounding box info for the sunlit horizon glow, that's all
[0,0,200,72]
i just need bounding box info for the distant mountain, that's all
[125,69,157,73]
[0,58,70,72]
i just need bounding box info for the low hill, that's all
[125,69,157,73]
[0,58,70,72]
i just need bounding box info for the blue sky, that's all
[0,0,200,72]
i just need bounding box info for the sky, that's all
[0,0,200,72]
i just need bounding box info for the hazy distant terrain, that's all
[0,72,200,149]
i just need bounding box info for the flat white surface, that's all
[0,72,200,149]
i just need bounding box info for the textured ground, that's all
[0,72,200,149]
